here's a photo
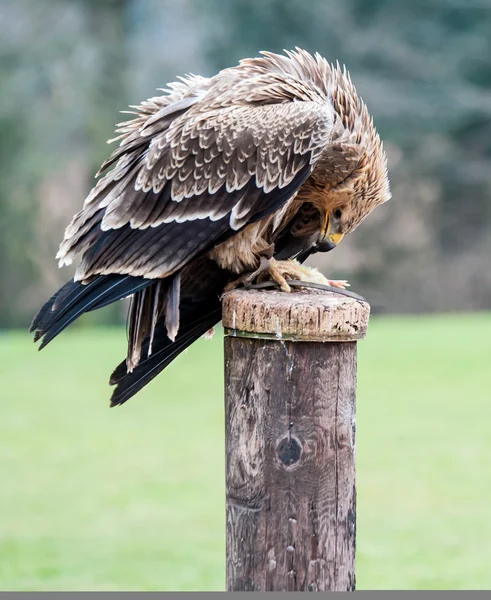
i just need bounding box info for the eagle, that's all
[31,49,390,406]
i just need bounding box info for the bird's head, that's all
[313,63,391,252]
[237,49,391,253]
[316,142,391,251]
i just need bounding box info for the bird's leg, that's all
[257,259,350,290]
[224,256,292,292]
[225,251,349,293]
[224,254,278,292]
[265,258,294,292]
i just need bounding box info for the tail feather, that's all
[125,271,181,371]
[110,306,221,406]
[32,256,230,406]
[110,257,230,406]
[126,280,161,371]
[30,279,76,335]
[32,275,153,349]
[163,271,180,342]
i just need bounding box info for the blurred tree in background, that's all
[0,0,490,327]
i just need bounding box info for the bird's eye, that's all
[333,208,343,220]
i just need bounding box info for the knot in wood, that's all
[277,436,302,467]
[222,288,370,342]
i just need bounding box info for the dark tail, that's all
[109,306,221,406]
[31,274,153,349]
[109,258,230,406]
[32,259,230,405]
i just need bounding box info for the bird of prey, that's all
[31,49,390,406]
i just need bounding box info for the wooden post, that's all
[222,288,370,592]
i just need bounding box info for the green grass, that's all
[0,313,490,590]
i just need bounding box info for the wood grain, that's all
[223,289,368,591]
[222,288,370,342]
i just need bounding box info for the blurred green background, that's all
[1,0,491,325]
[1,0,491,591]
[2,317,491,590]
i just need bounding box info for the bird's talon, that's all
[278,279,292,293]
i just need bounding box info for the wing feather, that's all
[58,67,337,281]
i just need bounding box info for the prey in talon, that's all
[225,257,350,293]
[31,49,390,406]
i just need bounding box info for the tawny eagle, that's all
[31,49,390,405]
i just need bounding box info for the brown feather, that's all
[52,49,390,370]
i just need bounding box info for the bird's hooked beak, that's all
[315,211,345,252]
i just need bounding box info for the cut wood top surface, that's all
[222,288,370,342]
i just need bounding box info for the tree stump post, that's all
[222,288,370,592]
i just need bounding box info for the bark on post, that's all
[222,288,370,592]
